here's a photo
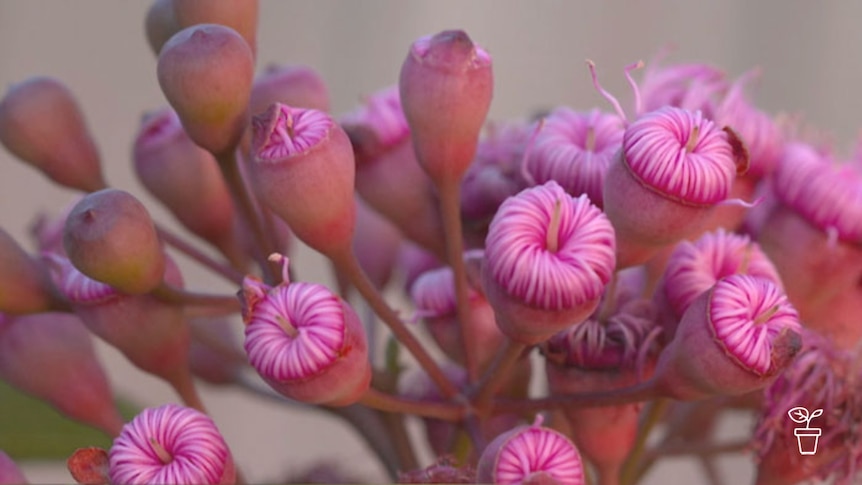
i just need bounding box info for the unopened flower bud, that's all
[158,24,253,155]
[63,189,165,295]
[0,312,123,436]
[0,77,105,192]
[144,0,180,55]
[133,108,238,259]
[173,0,259,58]
[0,228,58,314]
[399,30,493,185]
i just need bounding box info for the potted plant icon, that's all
[787,406,823,455]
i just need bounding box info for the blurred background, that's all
[1,1,860,483]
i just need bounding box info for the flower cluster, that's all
[2,2,861,485]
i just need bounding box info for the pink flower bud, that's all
[399,242,442,294]
[133,108,238,258]
[144,0,181,55]
[399,30,493,185]
[157,24,253,155]
[411,263,504,368]
[0,312,123,436]
[172,0,259,58]
[45,254,194,403]
[757,142,862,326]
[477,416,585,485]
[654,274,801,400]
[109,404,236,485]
[603,106,747,267]
[249,104,355,257]
[525,108,624,208]
[63,189,166,295]
[0,77,105,192]
[250,64,330,116]
[349,198,403,289]
[240,254,371,406]
[655,229,782,341]
[0,451,27,485]
[482,181,616,344]
[341,86,444,257]
[461,119,531,245]
[0,229,58,314]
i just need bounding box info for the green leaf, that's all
[0,381,139,459]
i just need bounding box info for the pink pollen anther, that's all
[546,199,563,253]
[585,126,596,152]
[685,125,700,152]
[149,437,172,465]
[276,314,299,338]
[753,305,781,325]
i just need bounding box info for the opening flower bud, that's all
[241,254,371,406]
[249,104,355,257]
[0,77,105,192]
[399,30,493,185]
[157,24,253,156]
[63,189,165,295]
[654,274,802,400]
[477,415,585,485]
[603,106,747,267]
[482,181,616,344]
[525,108,624,208]
[109,404,236,485]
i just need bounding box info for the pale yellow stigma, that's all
[149,437,172,465]
[276,314,299,338]
[685,125,701,153]
[546,199,563,253]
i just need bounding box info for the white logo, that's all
[787,406,823,455]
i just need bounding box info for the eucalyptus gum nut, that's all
[0,77,105,192]
[63,189,165,295]
[157,24,253,156]
[0,229,55,314]
[603,150,714,268]
[757,203,862,316]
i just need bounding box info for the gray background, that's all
[1,1,858,483]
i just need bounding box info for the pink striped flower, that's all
[241,254,371,406]
[477,416,585,485]
[109,404,235,485]
[482,180,615,344]
[524,108,623,208]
